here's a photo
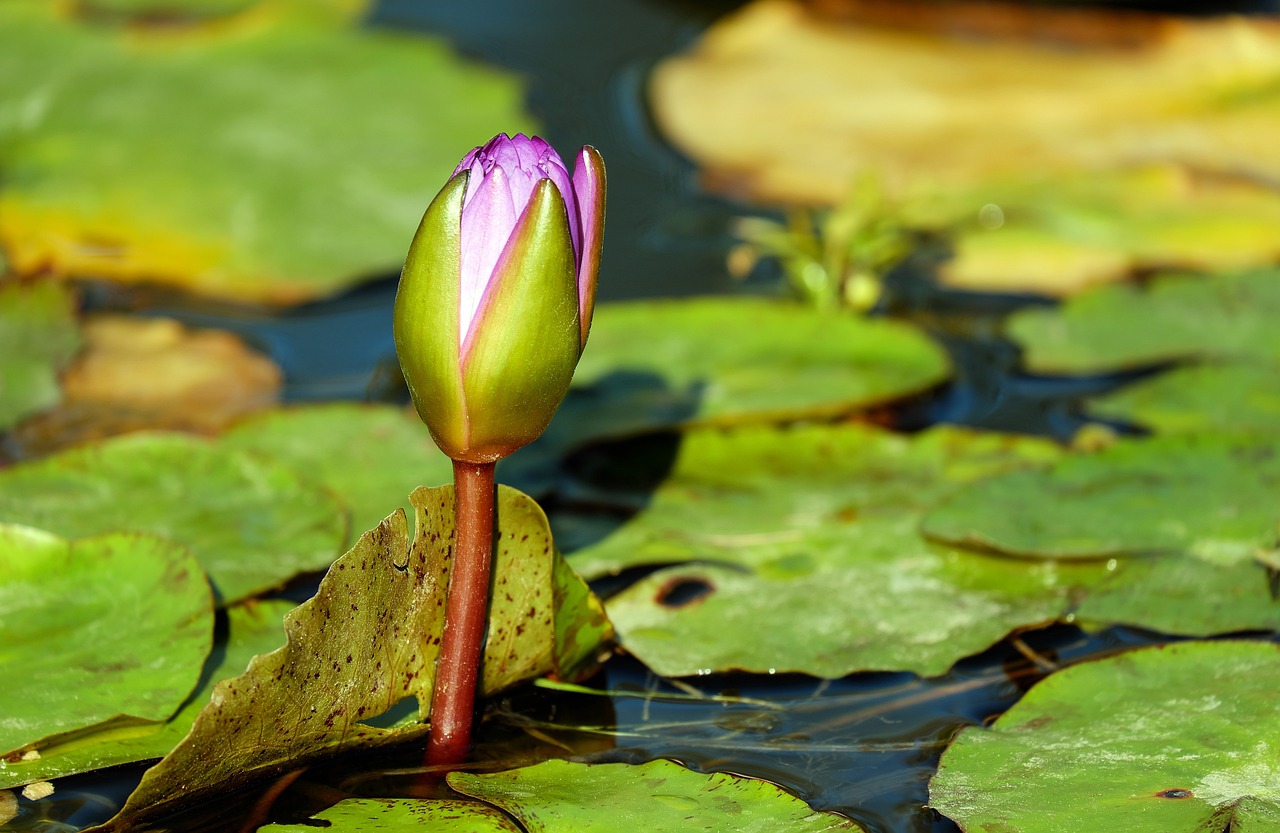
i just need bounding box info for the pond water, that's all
[5,0,1258,831]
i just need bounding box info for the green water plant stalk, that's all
[394,133,605,767]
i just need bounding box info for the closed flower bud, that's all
[394,133,606,463]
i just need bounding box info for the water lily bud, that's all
[395,133,606,463]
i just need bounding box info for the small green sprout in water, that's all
[729,176,911,313]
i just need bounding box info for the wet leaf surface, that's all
[102,485,609,830]
[569,423,1111,678]
[1006,267,1280,374]
[570,298,950,437]
[0,525,212,760]
[0,432,348,604]
[449,758,864,832]
[261,798,522,832]
[0,600,291,789]
[930,640,1280,832]
[649,0,1280,294]
[0,0,534,303]
[0,281,81,431]
[921,433,1280,562]
[11,315,281,456]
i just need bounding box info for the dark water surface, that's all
[7,1,1226,831]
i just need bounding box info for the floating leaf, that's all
[570,423,1110,678]
[0,600,291,789]
[0,525,212,758]
[921,433,1280,562]
[11,314,281,456]
[0,432,347,604]
[1089,362,1280,437]
[104,486,609,830]
[650,0,1280,293]
[930,641,1280,832]
[1006,268,1280,375]
[261,799,522,832]
[0,0,535,303]
[221,404,452,545]
[449,758,863,832]
[0,281,80,431]
[570,298,950,436]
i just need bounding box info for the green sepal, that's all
[459,179,580,462]
[394,172,468,458]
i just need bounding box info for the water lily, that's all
[395,132,606,464]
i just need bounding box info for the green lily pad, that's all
[105,485,610,830]
[0,0,534,304]
[1006,268,1280,375]
[0,525,212,758]
[921,433,1280,562]
[221,404,453,545]
[261,799,522,832]
[570,298,950,436]
[0,280,80,431]
[449,759,863,832]
[570,423,1112,678]
[1089,362,1280,436]
[0,600,291,789]
[0,432,348,604]
[930,640,1280,832]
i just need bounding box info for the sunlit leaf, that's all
[1006,267,1280,375]
[11,314,281,456]
[0,432,348,604]
[0,525,212,759]
[0,0,535,303]
[0,600,291,789]
[0,281,80,431]
[921,433,1280,562]
[104,486,610,830]
[570,424,1110,678]
[449,758,863,832]
[930,641,1280,832]
[570,298,950,437]
[261,799,522,832]
[1089,362,1280,437]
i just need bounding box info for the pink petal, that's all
[458,166,518,344]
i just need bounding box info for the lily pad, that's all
[0,525,212,758]
[921,433,1280,562]
[569,423,1111,678]
[0,280,81,431]
[1006,268,1280,375]
[449,758,863,832]
[12,314,281,456]
[1088,362,1280,436]
[0,600,291,789]
[0,432,348,604]
[930,640,1280,832]
[0,0,535,303]
[221,404,452,545]
[105,485,610,830]
[569,298,950,436]
[261,799,522,832]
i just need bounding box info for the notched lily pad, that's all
[922,433,1280,562]
[12,314,281,456]
[0,524,212,760]
[1006,267,1280,375]
[570,298,950,437]
[0,600,292,789]
[0,280,81,432]
[449,758,864,832]
[1088,362,1280,437]
[569,423,1110,678]
[0,432,348,604]
[930,640,1280,833]
[0,0,535,303]
[103,485,610,830]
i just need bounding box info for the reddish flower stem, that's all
[425,459,496,769]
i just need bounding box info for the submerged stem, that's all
[425,459,496,769]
